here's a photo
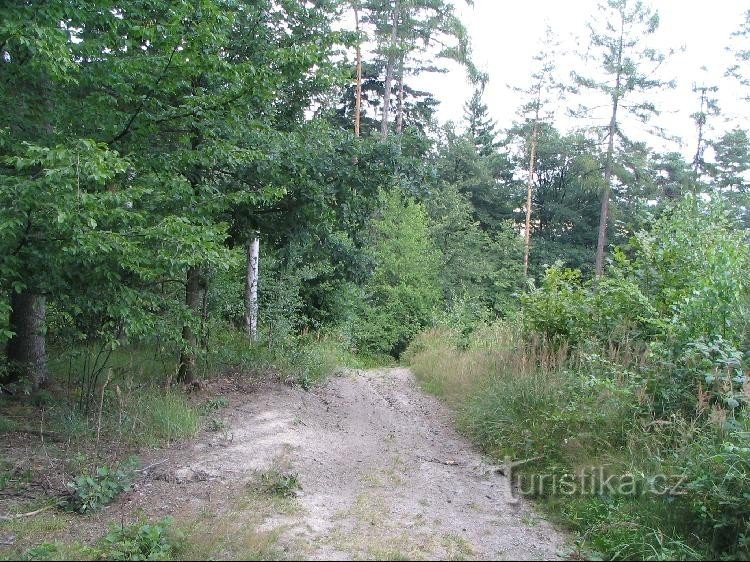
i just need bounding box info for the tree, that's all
[690,82,720,182]
[1,0,345,388]
[434,123,518,233]
[0,2,131,387]
[463,85,498,157]
[353,0,364,137]
[572,0,672,276]
[712,128,750,226]
[513,28,561,277]
[506,124,602,276]
[423,183,523,314]
[363,0,475,136]
[356,191,442,356]
[727,9,750,99]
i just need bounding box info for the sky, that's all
[416,0,749,159]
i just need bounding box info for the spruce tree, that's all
[463,87,498,157]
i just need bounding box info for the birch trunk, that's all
[245,235,259,341]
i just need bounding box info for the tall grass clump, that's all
[121,390,200,446]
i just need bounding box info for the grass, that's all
[250,469,302,499]
[0,511,79,561]
[177,478,302,561]
[120,390,201,446]
[406,321,720,561]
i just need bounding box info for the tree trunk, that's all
[523,119,539,278]
[395,53,405,134]
[354,2,362,138]
[381,0,400,136]
[692,86,707,188]
[177,266,202,384]
[244,235,259,341]
[595,105,618,277]
[595,28,623,277]
[6,291,49,389]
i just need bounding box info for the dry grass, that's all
[407,322,570,406]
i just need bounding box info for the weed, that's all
[0,416,17,433]
[65,456,138,513]
[200,396,229,414]
[205,417,228,432]
[100,517,180,561]
[252,469,301,498]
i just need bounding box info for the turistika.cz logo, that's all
[498,457,688,503]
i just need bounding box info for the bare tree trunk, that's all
[381,0,400,136]
[595,29,623,277]
[177,266,202,384]
[244,235,259,341]
[692,86,708,190]
[6,291,49,389]
[523,119,539,278]
[595,105,618,277]
[395,52,405,133]
[354,2,362,138]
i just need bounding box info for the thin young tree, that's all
[514,29,561,278]
[380,0,401,135]
[463,84,498,157]
[572,0,672,276]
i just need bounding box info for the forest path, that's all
[133,368,568,560]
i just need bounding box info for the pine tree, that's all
[463,86,498,157]
[363,0,476,136]
[513,27,561,277]
[572,0,673,276]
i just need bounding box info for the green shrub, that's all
[354,191,443,357]
[200,396,229,414]
[100,517,180,561]
[19,542,59,561]
[205,417,228,432]
[66,457,138,513]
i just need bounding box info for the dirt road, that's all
[132,368,567,560]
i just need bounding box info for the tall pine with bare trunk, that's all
[572,0,672,275]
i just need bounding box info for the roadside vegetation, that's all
[408,197,750,560]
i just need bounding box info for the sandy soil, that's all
[1,367,568,560]
[142,367,568,560]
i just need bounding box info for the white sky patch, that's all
[416,0,749,160]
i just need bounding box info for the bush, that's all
[100,517,180,561]
[521,263,659,347]
[679,418,750,559]
[66,456,138,513]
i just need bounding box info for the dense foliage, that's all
[2,1,750,560]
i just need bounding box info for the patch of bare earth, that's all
[2,368,568,560]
